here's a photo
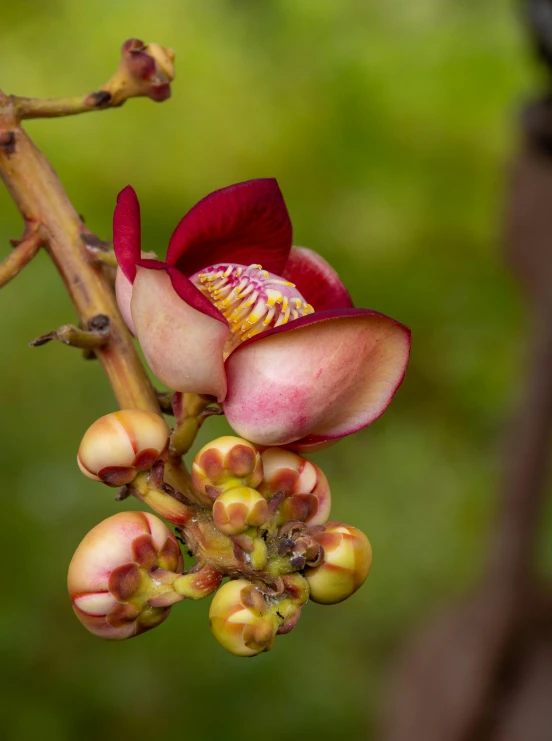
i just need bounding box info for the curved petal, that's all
[113,186,141,282]
[131,266,229,400]
[165,266,228,322]
[115,267,136,335]
[223,308,411,446]
[166,179,292,277]
[283,247,354,310]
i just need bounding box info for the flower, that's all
[113,179,411,450]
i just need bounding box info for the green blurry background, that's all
[0,1,545,739]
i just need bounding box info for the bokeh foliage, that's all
[0,1,545,739]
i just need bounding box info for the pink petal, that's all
[166,179,292,276]
[115,267,136,335]
[223,309,411,446]
[130,266,229,400]
[113,186,141,282]
[282,247,353,310]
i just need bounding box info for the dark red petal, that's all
[166,179,292,276]
[282,247,354,310]
[166,267,227,324]
[132,259,227,324]
[113,186,141,282]
[136,257,168,271]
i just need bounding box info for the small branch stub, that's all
[30,315,111,349]
[81,231,118,267]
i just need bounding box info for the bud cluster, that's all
[71,415,372,656]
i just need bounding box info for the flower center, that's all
[191,263,314,355]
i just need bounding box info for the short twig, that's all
[0,223,47,288]
[30,314,111,349]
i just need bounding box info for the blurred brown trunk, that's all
[380,86,552,741]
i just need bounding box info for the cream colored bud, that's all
[305,523,372,604]
[77,410,169,487]
[192,436,263,502]
[212,486,269,536]
[259,448,331,525]
[68,511,183,640]
[209,579,277,657]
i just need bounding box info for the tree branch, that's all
[0,39,176,412]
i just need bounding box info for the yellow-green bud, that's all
[304,522,372,604]
[209,579,277,657]
[77,410,169,487]
[191,436,263,502]
[212,486,269,535]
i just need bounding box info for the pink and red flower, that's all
[113,178,410,450]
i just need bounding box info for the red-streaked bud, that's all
[77,410,169,487]
[68,511,183,640]
[209,579,278,657]
[115,39,174,103]
[212,486,269,535]
[191,436,263,503]
[270,573,310,635]
[304,522,372,604]
[173,563,222,600]
[258,448,331,526]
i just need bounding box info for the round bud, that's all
[259,448,331,526]
[191,436,263,502]
[304,523,372,605]
[68,511,183,640]
[209,579,277,657]
[213,486,269,535]
[77,410,169,487]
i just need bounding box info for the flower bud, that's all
[209,579,277,657]
[304,523,372,605]
[77,410,169,487]
[118,39,174,102]
[68,511,183,640]
[270,573,310,635]
[258,448,331,526]
[212,486,269,535]
[192,436,263,502]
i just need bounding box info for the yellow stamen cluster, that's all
[193,263,314,354]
